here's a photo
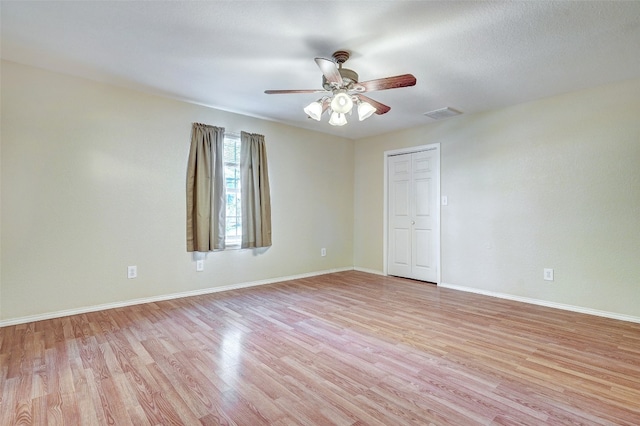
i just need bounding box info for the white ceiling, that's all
[2,1,640,139]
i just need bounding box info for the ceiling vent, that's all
[423,107,463,120]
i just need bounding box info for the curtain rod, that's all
[191,123,251,139]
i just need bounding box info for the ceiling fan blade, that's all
[264,89,328,94]
[358,95,391,115]
[314,57,343,86]
[356,74,417,92]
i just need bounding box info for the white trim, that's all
[0,267,353,328]
[439,282,640,324]
[383,143,441,283]
[4,269,640,327]
[353,266,386,276]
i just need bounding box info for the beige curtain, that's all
[240,132,272,248]
[186,123,226,252]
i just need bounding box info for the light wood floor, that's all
[2,271,640,425]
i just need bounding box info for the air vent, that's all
[423,107,463,120]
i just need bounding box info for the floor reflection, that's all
[219,328,243,386]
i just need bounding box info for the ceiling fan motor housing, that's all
[322,50,360,91]
[323,68,359,90]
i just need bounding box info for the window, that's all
[187,125,270,252]
[224,134,241,247]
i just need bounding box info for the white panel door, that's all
[411,151,437,282]
[387,155,412,278]
[387,148,439,283]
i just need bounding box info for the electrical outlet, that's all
[544,268,554,281]
[321,248,327,257]
[127,265,137,279]
[196,260,204,272]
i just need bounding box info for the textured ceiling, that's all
[2,1,640,139]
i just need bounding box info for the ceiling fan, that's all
[264,50,417,126]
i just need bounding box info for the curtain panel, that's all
[186,123,226,252]
[240,132,272,248]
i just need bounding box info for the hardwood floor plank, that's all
[31,394,47,425]
[109,330,185,425]
[2,271,640,424]
[69,358,102,425]
[0,377,17,426]
[140,338,217,419]
[42,392,63,425]
[13,399,32,425]
[145,362,205,425]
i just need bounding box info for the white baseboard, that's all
[0,267,354,328]
[439,282,640,324]
[5,270,639,327]
[353,266,386,276]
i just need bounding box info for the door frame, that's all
[383,143,441,284]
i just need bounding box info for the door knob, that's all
[411,220,415,225]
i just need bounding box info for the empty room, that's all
[1,1,640,424]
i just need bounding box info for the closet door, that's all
[388,153,413,278]
[387,148,439,282]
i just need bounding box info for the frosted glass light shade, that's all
[328,112,347,126]
[357,101,376,121]
[303,101,323,121]
[330,92,353,114]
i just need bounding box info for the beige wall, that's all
[1,60,354,321]
[354,77,640,317]
[3,59,639,322]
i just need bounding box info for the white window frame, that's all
[224,133,242,248]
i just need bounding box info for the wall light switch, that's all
[544,268,554,281]
[127,265,137,279]
[196,260,204,272]
[441,196,448,206]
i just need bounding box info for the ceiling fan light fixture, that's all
[328,111,347,126]
[304,100,323,121]
[357,101,376,121]
[268,50,415,127]
[330,91,353,114]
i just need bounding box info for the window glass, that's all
[224,135,241,246]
